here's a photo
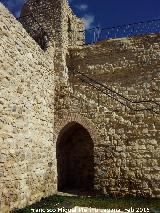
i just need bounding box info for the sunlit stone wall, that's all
[65,33,160,197]
[0,4,56,212]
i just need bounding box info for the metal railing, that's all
[70,70,160,114]
[18,14,50,50]
[80,18,160,44]
[18,13,160,46]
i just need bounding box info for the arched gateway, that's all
[56,122,94,193]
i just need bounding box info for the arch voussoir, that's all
[55,113,102,145]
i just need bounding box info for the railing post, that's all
[84,18,160,43]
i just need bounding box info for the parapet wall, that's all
[0,4,56,212]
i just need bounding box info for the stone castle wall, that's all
[68,34,160,102]
[0,0,160,212]
[20,0,84,84]
[63,34,160,196]
[0,4,56,212]
[60,89,160,197]
[20,0,84,48]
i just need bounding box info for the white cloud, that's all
[75,4,88,11]
[82,15,95,30]
[15,10,21,18]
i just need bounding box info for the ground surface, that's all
[12,195,160,213]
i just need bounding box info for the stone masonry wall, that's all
[62,0,84,48]
[64,34,160,197]
[20,0,84,95]
[21,0,84,49]
[1,1,160,213]
[66,90,160,197]
[68,34,160,102]
[0,4,56,212]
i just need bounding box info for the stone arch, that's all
[55,113,101,145]
[55,113,101,193]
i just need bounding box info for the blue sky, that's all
[1,0,160,30]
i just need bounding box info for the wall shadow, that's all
[56,122,94,195]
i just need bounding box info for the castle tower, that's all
[20,0,84,50]
[20,0,84,80]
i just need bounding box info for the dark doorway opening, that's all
[57,122,94,194]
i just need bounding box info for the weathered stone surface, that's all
[66,34,160,198]
[0,0,160,212]
[0,3,55,213]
